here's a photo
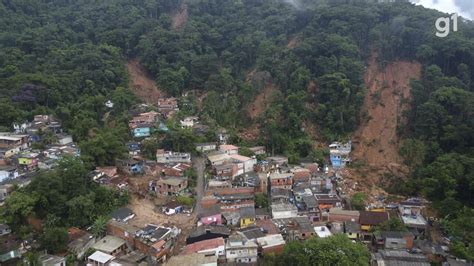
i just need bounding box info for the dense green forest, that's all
[1,0,474,260]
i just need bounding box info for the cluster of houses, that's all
[154,139,442,265]
[0,115,80,203]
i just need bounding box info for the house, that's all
[315,193,342,211]
[217,129,230,144]
[213,164,237,179]
[271,203,298,219]
[256,234,285,255]
[270,188,292,203]
[291,167,311,182]
[131,123,152,138]
[373,231,414,250]
[266,156,288,166]
[219,145,239,155]
[208,180,232,190]
[371,250,430,266]
[57,134,73,145]
[300,195,320,222]
[329,141,351,168]
[314,226,332,238]
[238,226,266,241]
[92,235,129,256]
[38,254,66,266]
[107,220,141,247]
[344,221,361,241]
[249,146,266,155]
[111,251,147,265]
[0,134,29,150]
[222,211,241,227]
[111,208,135,223]
[67,228,96,259]
[272,216,315,240]
[88,251,115,266]
[207,151,230,166]
[126,142,141,155]
[0,166,18,182]
[158,97,179,118]
[184,237,225,257]
[16,152,39,170]
[229,154,257,173]
[359,211,389,232]
[0,224,11,236]
[180,116,199,128]
[198,205,222,226]
[195,142,217,153]
[156,150,191,164]
[0,184,13,202]
[399,199,427,231]
[269,172,293,190]
[150,177,188,196]
[225,234,258,264]
[186,225,231,245]
[165,253,218,266]
[239,206,256,228]
[255,208,271,221]
[326,208,360,222]
[116,158,143,174]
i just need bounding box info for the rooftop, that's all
[219,145,239,151]
[229,154,252,162]
[256,234,285,248]
[269,172,293,180]
[401,214,427,227]
[238,226,265,240]
[314,226,332,238]
[164,253,217,266]
[92,235,126,253]
[157,177,187,186]
[88,251,114,264]
[239,206,256,219]
[359,211,389,225]
[184,237,225,254]
[110,207,134,221]
[271,203,298,212]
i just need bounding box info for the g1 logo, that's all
[435,13,458,38]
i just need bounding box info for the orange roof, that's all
[184,237,225,254]
[229,154,252,162]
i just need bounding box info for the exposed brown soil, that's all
[172,2,188,30]
[126,59,163,104]
[346,54,421,199]
[287,36,301,49]
[247,83,277,120]
[352,54,421,168]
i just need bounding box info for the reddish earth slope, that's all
[352,55,421,168]
[126,59,163,104]
[172,2,188,30]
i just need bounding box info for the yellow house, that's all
[17,153,39,167]
[344,221,361,241]
[239,207,256,228]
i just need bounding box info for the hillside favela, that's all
[0,0,473,265]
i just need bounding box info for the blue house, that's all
[329,141,352,168]
[132,124,151,138]
[126,142,141,155]
[117,158,144,174]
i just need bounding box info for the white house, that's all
[225,235,258,264]
[180,116,199,128]
[229,154,257,173]
[0,166,18,182]
[195,142,217,153]
[271,203,298,219]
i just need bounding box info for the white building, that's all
[156,149,191,164]
[229,154,257,173]
[225,235,258,264]
[271,203,298,219]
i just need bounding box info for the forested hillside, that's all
[1,0,474,260]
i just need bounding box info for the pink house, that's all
[200,214,223,226]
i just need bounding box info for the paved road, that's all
[193,156,206,214]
